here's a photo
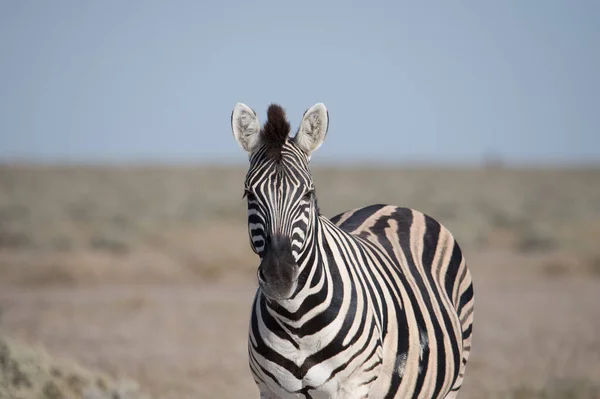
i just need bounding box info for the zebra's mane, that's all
[261,104,291,162]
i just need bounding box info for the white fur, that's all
[295,103,329,155]
[231,103,262,153]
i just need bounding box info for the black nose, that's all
[257,234,298,300]
[269,234,291,254]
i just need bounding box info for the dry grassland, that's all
[1,165,599,398]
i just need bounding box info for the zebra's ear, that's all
[231,103,262,153]
[294,103,328,156]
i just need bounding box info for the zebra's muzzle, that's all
[257,235,299,301]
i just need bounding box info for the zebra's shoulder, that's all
[327,204,449,237]
[328,204,411,233]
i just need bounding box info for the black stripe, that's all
[336,204,388,232]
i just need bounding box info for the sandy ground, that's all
[1,251,599,399]
[1,166,600,398]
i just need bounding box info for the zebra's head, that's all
[231,102,328,300]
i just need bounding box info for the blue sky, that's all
[1,1,599,165]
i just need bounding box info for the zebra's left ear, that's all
[294,103,328,156]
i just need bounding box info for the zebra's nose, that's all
[270,234,289,253]
[257,234,298,300]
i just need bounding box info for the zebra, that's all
[230,102,474,399]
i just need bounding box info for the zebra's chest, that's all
[278,356,340,397]
[251,328,378,398]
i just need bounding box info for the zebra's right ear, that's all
[231,103,262,153]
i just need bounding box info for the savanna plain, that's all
[1,164,599,399]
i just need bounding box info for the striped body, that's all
[231,103,474,399]
[249,204,473,399]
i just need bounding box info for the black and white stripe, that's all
[231,103,474,399]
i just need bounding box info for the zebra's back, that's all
[329,204,474,398]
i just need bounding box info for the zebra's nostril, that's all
[258,267,266,281]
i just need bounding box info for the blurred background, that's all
[1,1,599,398]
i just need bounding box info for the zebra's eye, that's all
[243,189,256,201]
[302,190,314,201]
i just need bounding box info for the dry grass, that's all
[0,334,150,399]
[1,164,599,398]
[497,379,600,399]
[1,165,600,283]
